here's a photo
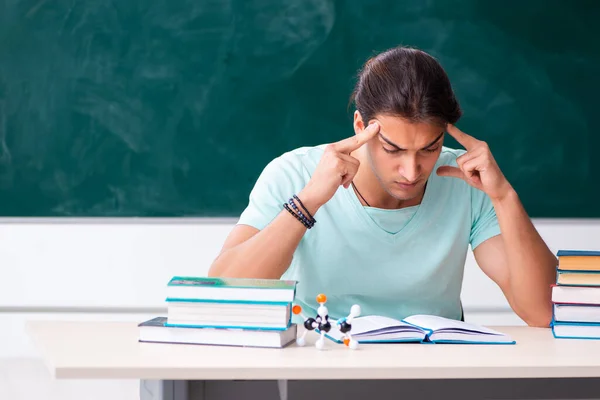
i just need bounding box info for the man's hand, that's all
[436,124,513,201]
[299,122,380,209]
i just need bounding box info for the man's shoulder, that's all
[268,144,326,173]
[280,144,327,160]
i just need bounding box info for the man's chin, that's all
[386,184,423,202]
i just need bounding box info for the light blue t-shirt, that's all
[237,145,501,322]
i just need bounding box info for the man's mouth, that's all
[394,181,418,189]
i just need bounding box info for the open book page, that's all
[325,315,426,343]
[403,315,514,343]
[403,315,505,335]
[350,315,422,334]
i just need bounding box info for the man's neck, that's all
[351,150,425,210]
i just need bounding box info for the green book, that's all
[166,276,297,303]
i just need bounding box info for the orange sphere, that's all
[292,305,302,315]
[316,293,327,304]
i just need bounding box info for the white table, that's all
[26,320,600,400]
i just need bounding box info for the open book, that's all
[324,314,515,344]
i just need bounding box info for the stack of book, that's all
[138,276,298,348]
[551,250,600,339]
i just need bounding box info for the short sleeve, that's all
[469,186,501,250]
[237,153,308,231]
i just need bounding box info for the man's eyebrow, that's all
[422,131,445,149]
[379,131,444,150]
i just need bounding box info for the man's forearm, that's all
[208,188,323,279]
[492,188,557,327]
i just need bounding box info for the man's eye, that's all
[383,146,400,154]
[423,147,439,153]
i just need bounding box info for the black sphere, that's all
[304,318,316,331]
[339,321,352,333]
[319,321,331,332]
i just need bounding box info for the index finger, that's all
[333,122,380,153]
[446,124,478,149]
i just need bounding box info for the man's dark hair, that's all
[350,46,462,127]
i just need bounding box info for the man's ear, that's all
[353,110,365,135]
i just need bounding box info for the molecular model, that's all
[292,293,361,350]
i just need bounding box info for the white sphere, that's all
[349,339,359,350]
[317,305,328,318]
[350,305,361,317]
[315,338,325,350]
[296,337,306,347]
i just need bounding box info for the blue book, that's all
[556,250,600,271]
[166,276,297,302]
[323,314,515,345]
[557,250,600,257]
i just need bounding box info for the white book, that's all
[551,285,600,305]
[138,317,297,348]
[552,323,600,339]
[324,314,515,344]
[554,304,600,323]
[166,300,291,330]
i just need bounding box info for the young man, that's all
[208,46,557,327]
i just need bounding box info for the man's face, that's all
[354,112,445,202]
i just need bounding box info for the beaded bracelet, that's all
[293,194,316,224]
[288,198,314,228]
[283,203,312,229]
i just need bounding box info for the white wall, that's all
[2,218,600,357]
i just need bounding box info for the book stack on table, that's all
[138,276,298,348]
[551,250,600,339]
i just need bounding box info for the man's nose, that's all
[400,157,420,182]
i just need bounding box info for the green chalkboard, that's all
[0,0,598,217]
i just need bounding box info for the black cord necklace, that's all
[351,181,370,207]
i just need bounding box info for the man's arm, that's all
[208,188,321,279]
[209,122,380,279]
[437,124,557,327]
[473,189,557,327]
